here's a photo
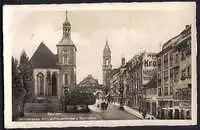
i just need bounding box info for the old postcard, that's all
[3,2,197,128]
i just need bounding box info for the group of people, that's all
[96,97,109,110]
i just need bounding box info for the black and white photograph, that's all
[3,2,197,128]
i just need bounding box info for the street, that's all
[17,103,139,121]
[89,103,140,120]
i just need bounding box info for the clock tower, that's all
[102,39,112,89]
[57,11,77,97]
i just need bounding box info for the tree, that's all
[12,56,18,84]
[64,87,96,112]
[18,50,33,117]
[12,56,27,119]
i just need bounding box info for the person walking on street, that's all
[142,110,147,119]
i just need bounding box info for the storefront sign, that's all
[142,53,157,85]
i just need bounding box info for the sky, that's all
[4,3,195,84]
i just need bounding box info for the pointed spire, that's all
[103,37,111,56]
[65,11,69,22]
[105,36,108,45]
[64,11,70,25]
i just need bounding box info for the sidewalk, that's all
[113,103,156,119]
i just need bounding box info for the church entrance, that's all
[52,72,57,96]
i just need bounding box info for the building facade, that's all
[173,25,192,119]
[110,52,157,112]
[110,68,120,102]
[157,25,191,119]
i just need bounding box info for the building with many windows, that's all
[110,52,157,113]
[157,25,191,119]
[173,25,191,119]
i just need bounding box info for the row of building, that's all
[108,25,192,119]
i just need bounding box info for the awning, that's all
[175,79,191,89]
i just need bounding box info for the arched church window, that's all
[37,72,44,96]
[52,72,57,96]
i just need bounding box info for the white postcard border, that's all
[3,2,197,128]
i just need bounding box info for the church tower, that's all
[57,11,77,96]
[102,39,112,89]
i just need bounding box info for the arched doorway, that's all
[52,72,57,96]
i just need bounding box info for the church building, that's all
[29,11,77,100]
[102,40,112,90]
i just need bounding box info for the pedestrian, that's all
[142,110,147,119]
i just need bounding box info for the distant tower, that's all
[102,39,112,88]
[57,11,77,96]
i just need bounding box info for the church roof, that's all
[29,42,58,69]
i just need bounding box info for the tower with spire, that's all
[102,38,112,89]
[56,11,77,96]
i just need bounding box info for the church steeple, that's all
[63,11,71,38]
[103,39,111,57]
[102,38,112,86]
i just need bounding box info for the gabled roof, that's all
[29,42,58,69]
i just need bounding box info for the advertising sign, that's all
[142,53,157,85]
